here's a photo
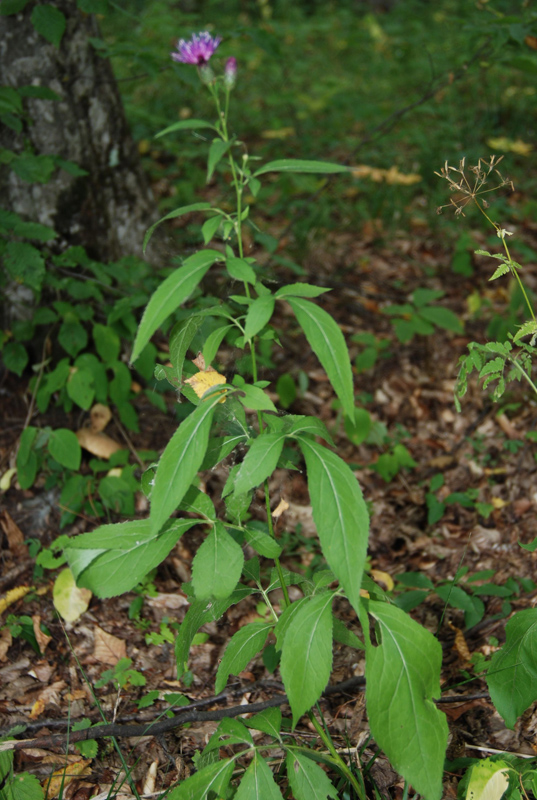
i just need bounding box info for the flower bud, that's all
[224,57,237,89]
[199,63,215,85]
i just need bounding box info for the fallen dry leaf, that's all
[272,498,289,518]
[43,759,91,799]
[0,628,12,661]
[29,697,46,720]
[0,511,29,558]
[53,568,92,622]
[142,759,158,796]
[90,403,112,433]
[93,626,126,665]
[76,428,122,459]
[32,615,52,654]
[0,585,33,616]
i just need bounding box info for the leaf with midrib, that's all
[364,601,448,800]
[131,249,221,363]
[297,437,368,615]
[215,621,273,693]
[149,392,225,534]
[287,297,354,421]
[233,433,285,495]
[487,608,537,729]
[191,521,244,600]
[253,158,350,177]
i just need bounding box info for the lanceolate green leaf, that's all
[143,202,212,253]
[233,433,286,495]
[280,593,334,727]
[244,295,276,340]
[275,283,330,299]
[191,521,244,600]
[167,758,234,800]
[487,608,537,729]
[297,437,368,615]
[175,587,253,674]
[155,119,217,138]
[64,519,195,598]
[215,621,273,693]
[234,753,282,800]
[169,315,204,384]
[131,249,222,364]
[149,392,225,534]
[207,138,232,181]
[287,297,354,421]
[286,750,338,800]
[253,159,350,177]
[364,601,448,800]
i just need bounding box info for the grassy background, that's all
[100,0,536,252]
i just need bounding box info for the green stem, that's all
[308,710,366,800]
[476,200,535,322]
[507,354,537,398]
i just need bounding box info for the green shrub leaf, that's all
[234,433,285,495]
[155,119,217,138]
[286,750,338,800]
[287,297,354,421]
[244,295,276,339]
[487,608,537,729]
[31,4,66,47]
[143,202,212,253]
[191,521,244,600]
[234,753,282,800]
[215,621,272,693]
[297,437,368,614]
[65,519,195,598]
[149,392,225,534]
[364,601,448,800]
[131,249,221,363]
[254,158,350,177]
[167,758,234,800]
[48,428,81,470]
[280,593,333,726]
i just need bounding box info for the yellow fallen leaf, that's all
[43,760,91,799]
[0,467,17,492]
[76,428,122,459]
[0,585,33,616]
[491,497,508,509]
[486,136,532,156]
[30,698,46,720]
[272,498,289,519]
[90,403,112,433]
[262,127,295,139]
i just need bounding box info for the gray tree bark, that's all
[0,0,160,262]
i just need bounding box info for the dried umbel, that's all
[435,155,514,217]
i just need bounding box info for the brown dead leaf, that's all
[142,759,158,796]
[76,428,122,459]
[93,626,126,665]
[0,512,29,558]
[32,615,52,654]
[496,413,518,439]
[90,403,112,433]
[0,628,12,661]
[448,621,472,665]
[43,760,91,799]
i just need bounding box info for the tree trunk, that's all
[0,0,160,263]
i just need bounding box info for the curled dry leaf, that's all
[272,497,289,519]
[76,428,122,460]
[0,511,29,558]
[90,403,112,433]
[43,759,91,799]
[0,628,12,661]
[93,625,126,665]
[32,615,52,654]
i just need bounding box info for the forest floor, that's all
[2,210,537,799]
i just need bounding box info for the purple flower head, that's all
[224,57,237,88]
[171,32,222,66]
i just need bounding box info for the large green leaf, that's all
[286,751,338,800]
[254,159,350,177]
[64,519,195,598]
[364,601,448,800]
[143,202,212,253]
[48,429,81,471]
[233,433,285,495]
[297,437,368,615]
[167,758,234,800]
[280,593,334,727]
[287,297,354,420]
[131,249,221,363]
[149,392,225,534]
[215,621,273,693]
[487,608,537,729]
[191,521,244,600]
[234,753,283,800]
